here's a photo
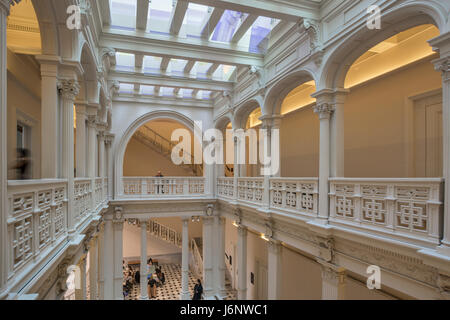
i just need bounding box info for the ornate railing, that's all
[74,178,92,223]
[7,180,67,274]
[217,177,234,199]
[237,177,264,205]
[147,220,182,247]
[270,178,319,217]
[121,177,205,198]
[329,178,444,246]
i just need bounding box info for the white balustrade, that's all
[147,220,182,247]
[217,177,234,199]
[121,177,205,198]
[270,178,319,217]
[7,179,67,274]
[74,178,92,223]
[329,178,444,246]
[237,177,264,205]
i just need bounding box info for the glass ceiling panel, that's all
[198,90,212,100]
[140,85,155,95]
[119,83,134,93]
[183,3,210,38]
[161,87,175,97]
[212,65,236,81]
[193,61,213,79]
[211,10,247,43]
[147,0,174,35]
[115,52,135,71]
[245,16,280,53]
[168,59,189,77]
[182,88,194,98]
[110,0,137,30]
[143,55,162,74]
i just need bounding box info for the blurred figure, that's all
[155,170,163,177]
[12,148,31,180]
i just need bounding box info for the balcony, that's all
[217,177,444,248]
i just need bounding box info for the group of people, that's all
[122,258,203,300]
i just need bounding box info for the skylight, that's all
[147,0,173,35]
[110,0,136,30]
[140,85,155,95]
[211,10,246,43]
[115,52,135,71]
[168,59,189,77]
[182,3,210,38]
[119,83,134,93]
[143,55,162,74]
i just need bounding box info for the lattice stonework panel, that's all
[13,217,33,268]
[362,199,386,224]
[12,193,33,217]
[335,184,355,218]
[54,202,65,238]
[395,187,429,232]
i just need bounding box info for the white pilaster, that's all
[330,90,348,177]
[75,104,87,177]
[267,239,282,300]
[87,115,97,178]
[89,236,98,300]
[113,210,124,300]
[215,216,226,298]
[37,56,60,178]
[180,218,190,300]
[58,79,79,233]
[98,131,106,177]
[237,225,248,300]
[97,224,105,299]
[0,0,9,299]
[140,219,148,300]
[314,102,335,221]
[75,256,87,300]
[103,215,114,300]
[430,33,450,253]
[318,261,346,300]
[202,216,215,299]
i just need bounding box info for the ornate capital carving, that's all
[314,103,335,119]
[237,224,247,237]
[113,206,124,224]
[298,18,320,50]
[58,79,80,100]
[320,263,346,286]
[434,58,450,79]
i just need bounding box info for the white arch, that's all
[113,110,201,197]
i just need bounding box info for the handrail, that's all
[147,220,182,248]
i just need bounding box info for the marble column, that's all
[103,215,114,300]
[75,257,87,300]
[87,115,97,178]
[89,236,98,300]
[237,225,248,300]
[233,137,239,200]
[97,224,105,299]
[58,79,79,233]
[318,261,346,300]
[0,0,10,299]
[105,134,114,199]
[140,219,148,300]
[314,103,335,221]
[98,131,106,178]
[215,216,226,298]
[180,218,190,300]
[113,212,124,300]
[267,239,282,300]
[430,34,450,253]
[202,216,214,299]
[75,104,87,177]
[330,90,348,178]
[38,56,60,179]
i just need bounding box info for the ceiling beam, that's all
[109,70,233,92]
[200,8,225,40]
[207,63,220,76]
[136,0,150,30]
[160,57,171,72]
[154,86,161,95]
[102,30,264,67]
[99,0,112,26]
[231,14,258,43]
[192,89,200,99]
[184,61,196,74]
[170,0,189,35]
[189,0,319,21]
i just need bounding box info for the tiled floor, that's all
[124,264,236,301]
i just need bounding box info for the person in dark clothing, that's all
[135,270,140,284]
[192,279,203,300]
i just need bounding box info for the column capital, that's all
[268,239,282,254]
[314,103,335,120]
[317,259,346,286]
[104,133,115,146]
[113,206,124,224]
[0,0,20,15]
[433,57,450,81]
[87,115,97,128]
[237,224,247,237]
[58,79,80,100]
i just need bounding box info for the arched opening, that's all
[123,118,203,177]
[341,24,441,178]
[6,0,42,180]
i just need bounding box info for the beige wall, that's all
[123,119,202,177]
[279,57,441,178]
[7,50,41,179]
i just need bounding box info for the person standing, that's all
[192,279,203,300]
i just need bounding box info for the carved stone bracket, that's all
[314,103,335,119]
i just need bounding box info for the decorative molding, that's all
[57,80,80,100]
